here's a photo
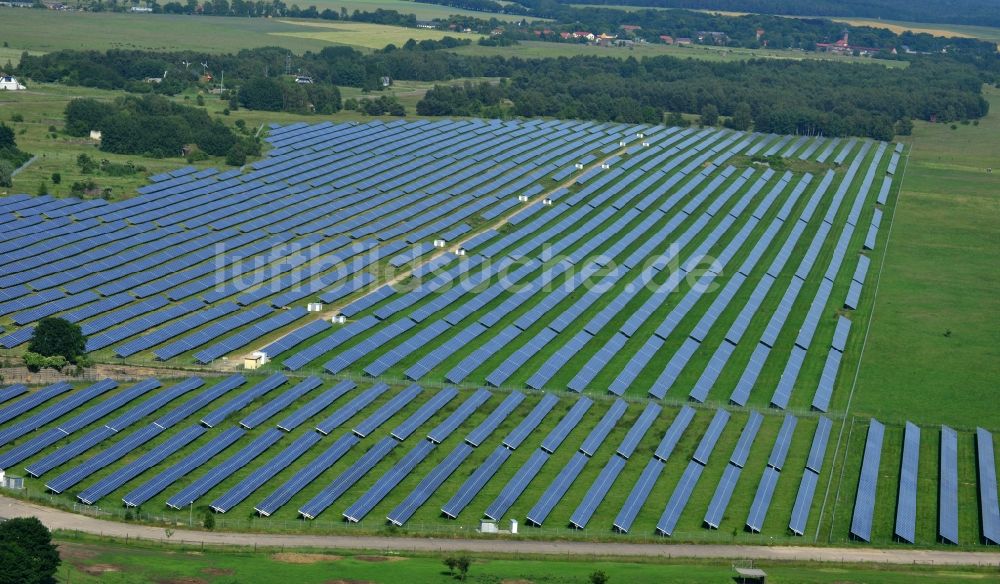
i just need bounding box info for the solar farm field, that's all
[1,118,895,414]
[1,374,998,547]
[0,116,996,548]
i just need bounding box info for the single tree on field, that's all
[27,317,87,364]
[0,517,61,584]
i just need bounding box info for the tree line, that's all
[20,42,992,141]
[417,56,989,140]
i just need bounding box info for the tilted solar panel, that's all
[656,460,704,536]
[504,393,559,450]
[768,415,798,471]
[655,406,696,462]
[850,418,885,542]
[570,454,626,529]
[441,444,512,519]
[693,409,730,466]
[485,448,553,522]
[894,421,920,544]
[940,425,960,544]
[540,396,593,454]
[976,428,1000,545]
[462,391,523,447]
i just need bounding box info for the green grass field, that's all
[50,536,1000,584]
[0,10,480,55]
[303,0,536,21]
[270,19,481,49]
[449,39,908,67]
[850,85,1000,428]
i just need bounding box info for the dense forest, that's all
[418,57,988,139]
[64,95,253,160]
[534,0,1000,29]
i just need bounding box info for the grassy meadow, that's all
[448,38,909,67]
[0,9,480,54]
[270,18,481,48]
[849,85,1000,428]
[50,537,1000,584]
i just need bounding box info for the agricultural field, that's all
[448,38,909,67]
[270,19,481,49]
[818,18,1000,45]
[300,0,535,21]
[0,9,479,55]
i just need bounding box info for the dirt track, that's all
[3,495,1000,567]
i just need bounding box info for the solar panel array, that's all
[0,118,896,426]
[0,119,940,544]
[0,371,996,545]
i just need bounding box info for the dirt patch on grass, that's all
[82,564,120,575]
[272,552,342,564]
[57,543,99,562]
[156,578,207,584]
[200,567,234,576]
[354,555,405,562]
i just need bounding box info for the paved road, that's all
[3,496,1000,567]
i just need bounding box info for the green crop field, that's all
[0,9,479,55]
[269,19,482,49]
[49,536,1000,584]
[448,39,909,67]
[301,0,536,21]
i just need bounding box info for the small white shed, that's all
[0,75,25,91]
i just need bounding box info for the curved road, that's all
[3,496,1000,567]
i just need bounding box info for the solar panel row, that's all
[940,425,960,544]
[894,421,920,543]
[850,418,885,542]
